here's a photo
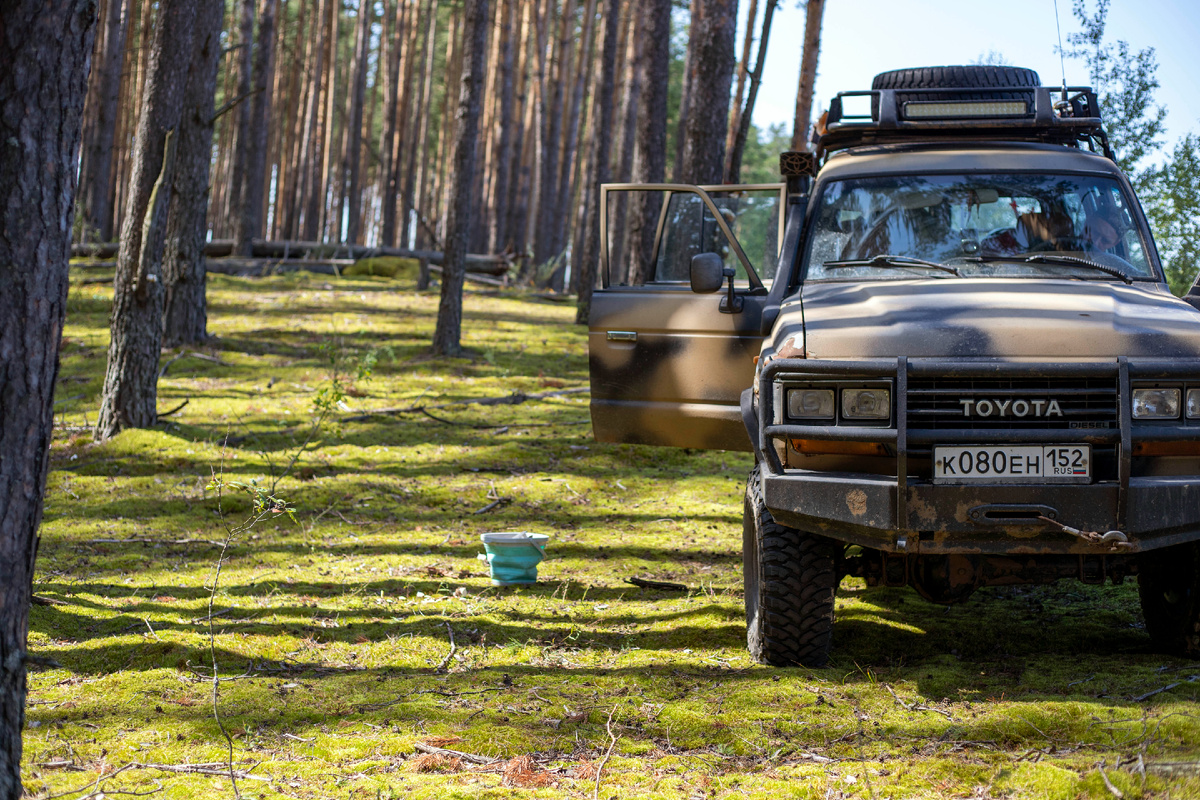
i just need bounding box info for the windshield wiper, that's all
[823,254,962,277]
[967,252,1134,285]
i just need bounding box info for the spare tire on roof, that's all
[869,65,1041,118]
[871,65,1041,90]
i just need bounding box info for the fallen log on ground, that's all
[72,257,508,286]
[71,238,513,275]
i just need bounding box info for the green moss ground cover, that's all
[21,271,1200,798]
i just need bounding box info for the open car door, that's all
[588,183,787,451]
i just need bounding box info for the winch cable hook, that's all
[1037,515,1133,550]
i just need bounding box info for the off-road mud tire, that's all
[744,463,838,667]
[871,65,1041,92]
[870,65,1041,117]
[1138,542,1200,657]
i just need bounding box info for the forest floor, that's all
[21,269,1200,799]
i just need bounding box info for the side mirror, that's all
[1186,276,1200,312]
[689,253,726,294]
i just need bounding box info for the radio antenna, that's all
[1052,0,1070,114]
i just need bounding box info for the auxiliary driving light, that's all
[1133,388,1181,419]
[904,100,1027,118]
[841,388,891,420]
[788,388,835,420]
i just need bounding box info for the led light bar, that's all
[904,100,1027,119]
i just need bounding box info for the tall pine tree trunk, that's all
[791,0,824,151]
[555,0,597,257]
[0,3,95,795]
[401,0,434,248]
[163,0,224,348]
[413,0,441,248]
[727,0,777,183]
[679,0,736,184]
[229,0,257,249]
[236,0,280,253]
[533,0,569,265]
[433,0,490,356]
[672,0,697,181]
[606,0,641,282]
[622,0,670,285]
[573,0,620,323]
[79,0,129,241]
[95,0,198,439]
[723,0,757,181]
[340,0,372,243]
[378,0,405,246]
[487,0,517,253]
[300,0,330,241]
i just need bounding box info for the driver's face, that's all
[1088,217,1118,251]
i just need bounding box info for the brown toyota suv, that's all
[588,66,1200,667]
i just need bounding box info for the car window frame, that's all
[600,183,786,290]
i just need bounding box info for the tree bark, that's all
[0,4,95,796]
[317,0,339,240]
[300,0,329,241]
[401,0,434,249]
[679,0,736,185]
[606,0,641,282]
[622,0,670,286]
[574,0,620,324]
[413,0,441,249]
[532,0,569,265]
[95,0,197,440]
[433,0,490,356]
[378,0,405,246]
[340,0,372,244]
[487,0,517,253]
[280,0,313,240]
[235,0,280,254]
[502,0,532,256]
[727,0,778,184]
[723,0,757,181]
[163,0,224,348]
[672,0,697,181]
[555,0,597,257]
[229,0,257,249]
[791,0,824,151]
[79,0,130,241]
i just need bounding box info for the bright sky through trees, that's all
[750,0,1200,148]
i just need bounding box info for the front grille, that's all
[906,378,1118,430]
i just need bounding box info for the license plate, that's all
[932,445,1091,482]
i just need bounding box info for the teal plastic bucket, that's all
[481,532,549,586]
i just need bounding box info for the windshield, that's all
[803,173,1157,282]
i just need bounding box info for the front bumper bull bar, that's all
[756,357,1200,555]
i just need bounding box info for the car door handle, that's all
[606,331,637,342]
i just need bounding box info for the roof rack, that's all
[816,86,1113,162]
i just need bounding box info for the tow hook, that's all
[1038,515,1133,550]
